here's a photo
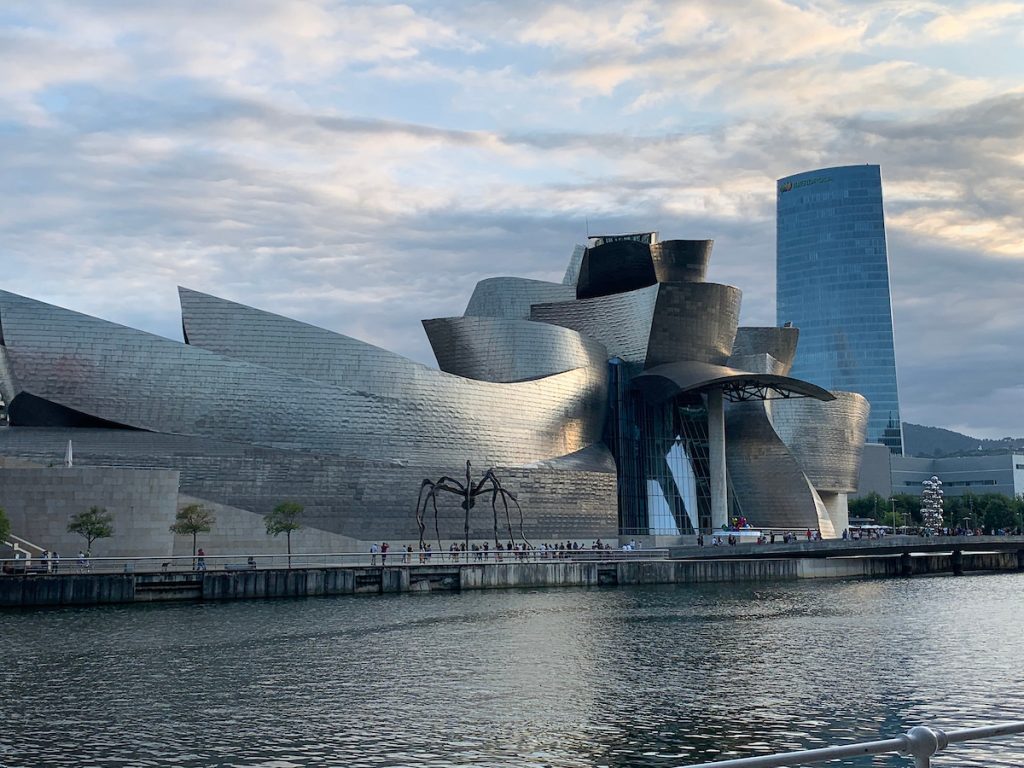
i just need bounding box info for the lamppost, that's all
[921,476,944,536]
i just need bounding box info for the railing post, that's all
[901,726,947,768]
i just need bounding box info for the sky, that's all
[2,0,1023,438]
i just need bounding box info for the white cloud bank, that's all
[1,0,1023,438]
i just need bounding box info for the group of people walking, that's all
[368,539,616,565]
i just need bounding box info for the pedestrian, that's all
[196,548,207,571]
[369,542,379,565]
[697,532,704,547]
[381,541,389,565]
[52,551,60,573]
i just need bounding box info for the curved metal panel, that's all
[770,391,870,493]
[649,240,712,283]
[726,353,788,376]
[731,327,799,374]
[562,244,586,286]
[0,290,607,467]
[726,400,824,530]
[646,283,741,367]
[0,344,19,408]
[632,360,836,403]
[576,240,656,299]
[464,277,575,320]
[531,284,660,364]
[522,443,618,473]
[180,286,433,392]
[422,316,607,383]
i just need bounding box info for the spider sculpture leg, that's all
[473,473,498,545]
[415,479,435,549]
[509,489,532,548]
[428,478,467,553]
[479,470,517,546]
[509,492,529,548]
[430,492,442,554]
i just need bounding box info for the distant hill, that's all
[902,422,1024,458]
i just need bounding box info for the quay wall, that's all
[2,552,1021,608]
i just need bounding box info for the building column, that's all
[707,388,728,531]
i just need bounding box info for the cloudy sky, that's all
[3,0,1022,437]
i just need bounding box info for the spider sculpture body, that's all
[415,460,529,553]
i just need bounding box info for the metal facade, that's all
[731,327,799,373]
[576,240,657,299]
[422,315,607,383]
[649,240,713,284]
[771,392,870,493]
[725,400,827,530]
[0,229,873,544]
[530,285,661,364]
[464,277,575,319]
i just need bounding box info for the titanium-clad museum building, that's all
[0,234,869,554]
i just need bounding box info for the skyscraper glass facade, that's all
[776,164,904,455]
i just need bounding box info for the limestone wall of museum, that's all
[0,467,180,557]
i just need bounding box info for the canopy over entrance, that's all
[632,360,835,403]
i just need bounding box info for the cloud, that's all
[0,0,1022,438]
[923,1,1024,42]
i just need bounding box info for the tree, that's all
[0,506,11,545]
[978,493,1016,532]
[265,501,303,567]
[169,503,215,559]
[891,493,923,525]
[67,506,114,552]
[878,508,903,530]
[849,492,886,521]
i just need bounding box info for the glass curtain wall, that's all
[606,360,713,536]
[776,164,904,454]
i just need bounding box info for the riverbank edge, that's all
[2,552,1021,608]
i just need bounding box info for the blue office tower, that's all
[776,164,904,455]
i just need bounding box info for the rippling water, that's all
[2,573,1023,767]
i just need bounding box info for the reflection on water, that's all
[2,574,1023,767]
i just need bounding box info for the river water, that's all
[1,573,1023,768]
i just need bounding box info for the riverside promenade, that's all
[3,537,1023,608]
[668,534,1024,561]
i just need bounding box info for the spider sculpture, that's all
[415,460,529,553]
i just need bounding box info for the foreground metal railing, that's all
[686,722,1024,768]
[0,547,671,574]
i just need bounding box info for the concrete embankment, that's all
[1,552,1020,608]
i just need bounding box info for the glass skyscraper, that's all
[776,164,904,454]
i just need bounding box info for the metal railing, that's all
[685,722,1024,768]
[0,547,671,575]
